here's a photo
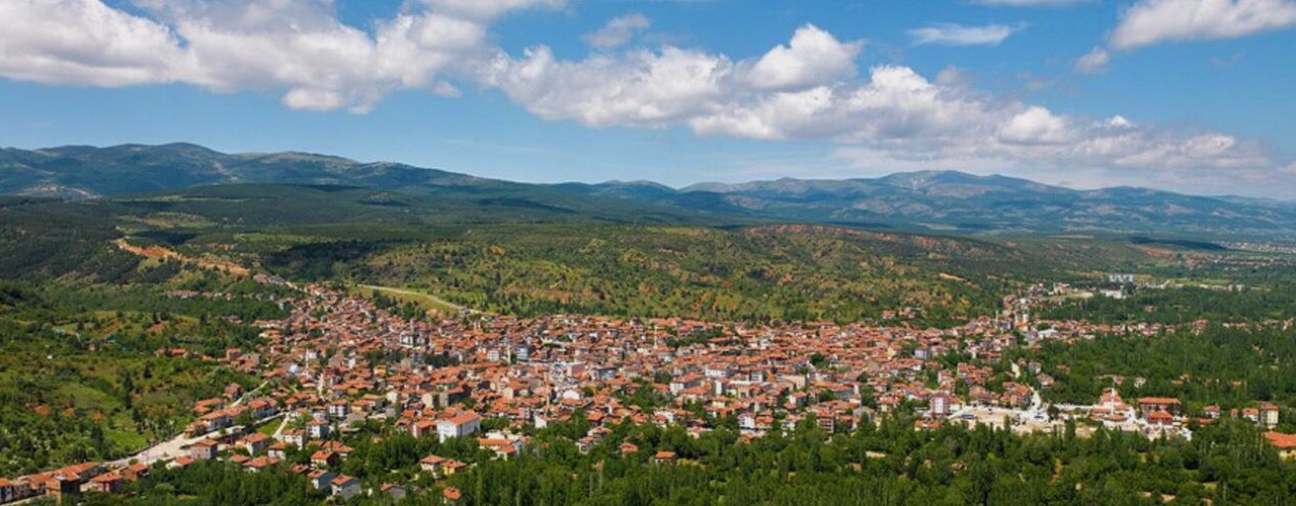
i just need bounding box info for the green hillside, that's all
[4,143,1294,237]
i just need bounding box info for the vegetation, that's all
[1018,323,1296,416]
[1039,266,1296,325]
[0,277,274,476]
[103,417,1296,505]
[269,225,1158,326]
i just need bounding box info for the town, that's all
[2,274,1290,505]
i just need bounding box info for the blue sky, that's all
[1,0,1294,197]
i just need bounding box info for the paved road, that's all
[108,381,269,467]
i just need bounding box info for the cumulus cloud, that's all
[0,0,558,112]
[745,25,863,90]
[0,0,183,86]
[583,13,651,49]
[486,45,733,127]
[486,30,1282,184]
[0,1,1289,193]
[1110,0,1296,49]
[1107,115,1134,128]
[908,23,1025,46]
[998,107,1074,145]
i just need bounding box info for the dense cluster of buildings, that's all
[2,277,1291,503]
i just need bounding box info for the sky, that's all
[1,0,1294,198]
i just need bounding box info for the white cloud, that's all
[0,0,182,86]
[582,13,651,49]
[487,31,1282,185]
[413,0,566,21]
[745,24,863,90]
[998,106,1074,144]
[0,0,558,113]
[693,65,990,142]
[1073,47,1111,73]
[487,45,734,127]
[908,23,1025,46]
[0,2,1289,194]
[1110,0,1296,50]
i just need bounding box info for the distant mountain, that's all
[0,143,741,226]
[2,143,1294,238]
[575,170,1296,237]
[0,143,492,198]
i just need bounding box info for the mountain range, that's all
[3,143,1294,238]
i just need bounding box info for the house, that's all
[306,470,334,491]
[443,486,462,505]
[0,478,15,504]
[122,463,149,482]
[243,456,279,473]
[437,412,481,442]
[1265,432,1296,459]
[381,483,407,501]
[330,475,361,500]
[268,442,289,460]
[441,459,468,476]
[189,439,218,461]
[241,433,271,455]
[320,441,355,459]
[653,450,676,465]
[86,472,123,494]
[328,401,350,420]
[669,374,703,394]
[307,419,330,439]
[282,428,306,449]
[420,455,446,475]
[411,419,438,439]
[311,450,339,469]
[478,438,520,459]
[248,399,279,419]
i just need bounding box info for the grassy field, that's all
[351,284,463,314]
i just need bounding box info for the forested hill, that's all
[3,143,1295,237]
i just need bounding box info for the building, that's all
[86,472,124,494]
[1260,404,1280,428]
[306,470,334,491]
[311,450,339,469]
[443,486,462,505]
[437,412,481,442]
[420,455,446,475]
[241,433,271,455]
[930,393,962,417]
[1137,397,1182,416]
[307,419,330,439]
[1266,432,1296,459]
[189,439,218,461]
[330,475,361,500]
[381,483,407,501]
